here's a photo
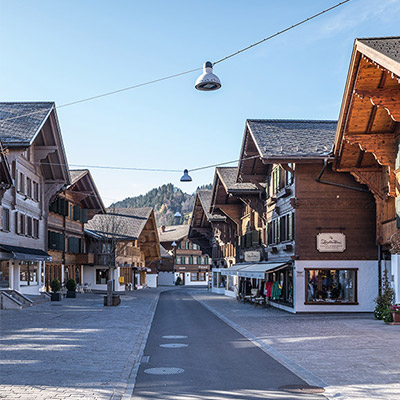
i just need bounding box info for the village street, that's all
[1,287,399,400]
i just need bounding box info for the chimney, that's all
[161,225,166,233]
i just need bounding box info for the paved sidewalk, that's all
[0,288,164,400]
[191,290,400,400]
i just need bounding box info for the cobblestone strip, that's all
[191,294,349,400]
[115,292,161,400]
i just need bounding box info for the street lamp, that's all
[180,169,192,182]
[195,61,221,91]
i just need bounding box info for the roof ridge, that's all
[0,101,55,105]
[247,119,337,123]
[357,36,400,41]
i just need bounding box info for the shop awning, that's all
[220,264,250,276]
[238,262,290,279]
[0,244,52,262]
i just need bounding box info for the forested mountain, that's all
[110,183,212,226]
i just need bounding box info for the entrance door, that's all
[179,272,185,285]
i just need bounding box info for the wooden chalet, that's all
[0,102,69,298]
[207,167,266,296]
[46,169,105,289]
[158,224,211,286]
[236,119,377,312]
[333,37,400,303]
[85,207,160,290]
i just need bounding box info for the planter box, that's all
[51,293,62,302]
[393,312,400,323]
[66,291,76,298]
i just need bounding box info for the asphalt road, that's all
[132,289,326,400]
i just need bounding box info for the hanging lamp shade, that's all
[195,61,221,91]
[174,211,182,218]
[180,169,192,182]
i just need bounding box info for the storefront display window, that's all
[227,275,236,292]
[20,262,38,286]
[305,268,357,304]
[96,269,108,284]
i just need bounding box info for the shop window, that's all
[96,269,108,284]
[191,273,198,281]
[305,269,357,304]
[199,272,206,281]
[20,263,38,286]
[2,208,10,231]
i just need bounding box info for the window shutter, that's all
[81,208,88,223]
[0,206,3,231]
[15,212,20,234]
[252,230,259,246]
[277,219,281,243]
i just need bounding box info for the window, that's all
[20,262,38,286]
[268,213,294,245]
[199,272,206,281]
[19,172,24,193]
[0,260,10,288]
[189,256,194,264]
[2,208,10,231]
[305,269,357,304]
[68,237,81,254]
[180,256,186,264]
[27,217,32,237]
[197,256,202,264]
[191,273,198,281]
[33,219,39,238]
[96,269,108,285]
[204,256,209,264]
[48,231,65,251]
[33,182,39,201]
[19,214,25,235]
[26,178,32,198]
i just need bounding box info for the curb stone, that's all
[191,293,354,400]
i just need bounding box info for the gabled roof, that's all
[86,207,153,240]
[0,102,54,146]
[216,167,258,191]
[0,140,12,190]
[197,190,213,220]
[160,245,173,259]
[357,37,400,76]
[68,169,105,215]
[158,224,189,242]
[246,120,337,160]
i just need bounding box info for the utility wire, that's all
[0,0,351,125]
[213,0,351,65]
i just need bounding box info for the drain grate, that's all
[279,385,325,394]
[160,343,188,348]
[162,335,188,339]
[144,367,184,375]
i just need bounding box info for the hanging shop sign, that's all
[317,233,346,252]
[244,251,261,262]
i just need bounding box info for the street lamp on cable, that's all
[195,61,221,91]
[180,169,192,182]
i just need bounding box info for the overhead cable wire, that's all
[0,0,351,125]
[213,0,351,65]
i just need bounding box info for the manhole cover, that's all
[162,335,188,339]
[160,343,188,348]
[279,385,325,394]
[141,356,150,363]
[144,367,184,375]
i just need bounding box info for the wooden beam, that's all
[354,87,400,122]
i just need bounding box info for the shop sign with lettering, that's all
[244,251,261,262]
[317,233,346,252]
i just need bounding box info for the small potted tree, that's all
[50,279,62,301]
[66,278,77,298]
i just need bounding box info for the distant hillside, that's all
[110,183,212,226]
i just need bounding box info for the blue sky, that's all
[1,0,399,205]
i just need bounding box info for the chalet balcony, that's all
[76,253,95,265]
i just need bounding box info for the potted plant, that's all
[50,279,61,301]
[66,279,77,298]
[392,304,400,323]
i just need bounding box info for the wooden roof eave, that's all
[261,156,334,164]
